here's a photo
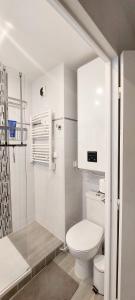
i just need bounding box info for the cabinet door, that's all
[118,51,135,300]
[77,57,106,172]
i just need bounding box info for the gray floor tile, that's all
[11,262,78,300]
[9,222,62,268]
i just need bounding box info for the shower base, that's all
[1,222,62,300]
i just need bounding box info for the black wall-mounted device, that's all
[87,151,97,162]
[40,86,46,96]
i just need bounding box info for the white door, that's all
[118,51,135,300]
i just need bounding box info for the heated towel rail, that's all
[31,111,52,169]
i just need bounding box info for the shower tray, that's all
[0,237,31,299]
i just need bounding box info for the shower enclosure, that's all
[0,63,28,237]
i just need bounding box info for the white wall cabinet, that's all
[78,58,106,172]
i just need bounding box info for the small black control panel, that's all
[87,151,97,163]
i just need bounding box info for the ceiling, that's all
[120,0,135,34]
[0,0,96,80]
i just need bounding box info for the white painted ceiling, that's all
[0,0,96,80]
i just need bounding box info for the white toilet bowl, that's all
[66,219,104,280]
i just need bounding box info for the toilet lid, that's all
[66,220,104,252]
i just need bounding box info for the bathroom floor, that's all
[4,223,104,300]
[11,260,79,300]
[10,252,103,300]
[1,222,63,299]
[54,252,104,300]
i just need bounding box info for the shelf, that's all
[0,126,27,145]
[0,67,27,147]
[0,126,27,131]
[0,143,27,147]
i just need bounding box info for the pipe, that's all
[19,72,23,144]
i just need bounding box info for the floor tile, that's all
[12,262,78,300]
[54,252,104,300]
[9,222,62,268]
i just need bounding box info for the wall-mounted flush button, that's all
[87,151,97,162]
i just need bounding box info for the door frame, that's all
[47,1,119,299]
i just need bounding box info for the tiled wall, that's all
[0,65,12,238]
[0,147,12,237]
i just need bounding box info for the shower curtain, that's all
[0,64,12,238]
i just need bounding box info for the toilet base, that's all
[75,258,93,280]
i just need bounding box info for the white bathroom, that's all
[0,1,109,299]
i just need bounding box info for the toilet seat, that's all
[66,219,103,253]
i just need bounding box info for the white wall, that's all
[33,118,65,240]
[8,68,34,232]
[31,64,65,240]
[64,66,82,232]
[31,64,82,241]
[31,64,64,119]
[65,119,82,231]
[64,66,77,120]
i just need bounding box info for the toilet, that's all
[66,191,105,280]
